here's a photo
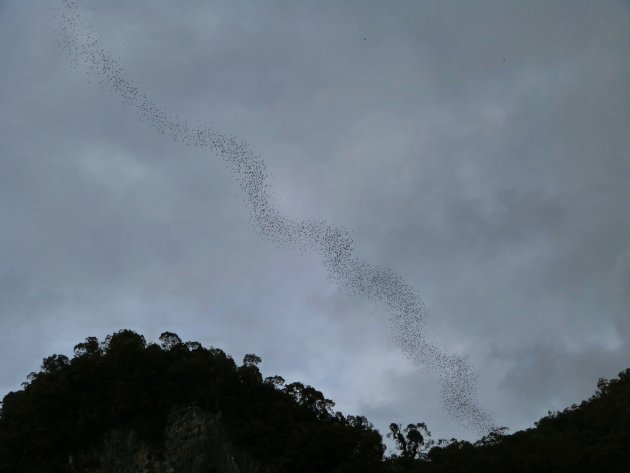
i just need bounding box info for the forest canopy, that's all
[0,330,628,473]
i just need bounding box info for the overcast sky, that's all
[1,0,629,446]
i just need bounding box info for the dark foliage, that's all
[0,330,629,473]
[385,369,630,473]
[0,330,384,473]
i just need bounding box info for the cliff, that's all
[67,406,269,473]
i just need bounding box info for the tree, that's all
[185,341,202,351]
[159,331,182,351]
[596,377,610,397]
[73,336,101,358]
[242,353,262,367]
[41,354,70,373]
[239,354,263,384]
[264,375,285,388]
[103,329,146,354]
[475,426,509,447]
[387,422,431,459]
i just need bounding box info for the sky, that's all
[1,0,630,447]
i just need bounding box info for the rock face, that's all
[67,406,270,473]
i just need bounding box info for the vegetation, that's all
[0,330,383,473]
[384,371,630,473]
[0,330,628,472]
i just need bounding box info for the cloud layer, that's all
[1,0,629,444]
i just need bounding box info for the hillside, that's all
[0,330,384,473]
[391,368,630,473]
[0,330,628,472]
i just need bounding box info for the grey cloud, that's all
[1,0,629,442]
[497,341,628,423]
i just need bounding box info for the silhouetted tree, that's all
[243,353,262,367]
[387,422,430,459]
[73,336,101,358]
[159,331,182,350]
[264,375,285,388]
[41,354,70,373]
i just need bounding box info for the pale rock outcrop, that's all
[67,406,271,473]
